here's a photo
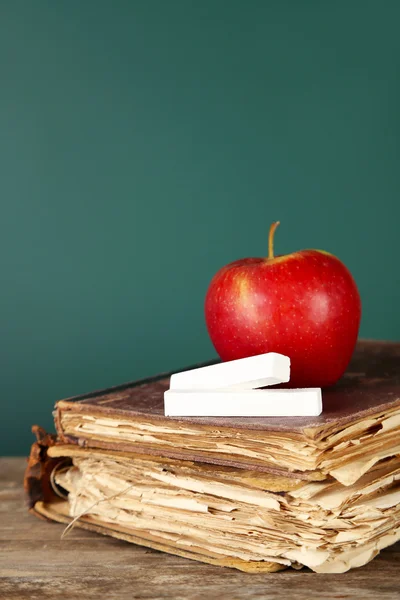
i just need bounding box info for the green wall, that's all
[1,1,399,455]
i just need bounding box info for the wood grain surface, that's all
[1,457,399,600]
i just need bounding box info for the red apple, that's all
[205,222,361,388]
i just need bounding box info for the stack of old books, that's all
[25,340,400,573]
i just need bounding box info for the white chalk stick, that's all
[169,353,290,391]
[164,388,322,417]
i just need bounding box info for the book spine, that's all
[24,425,66,512]
[54,403,80,446]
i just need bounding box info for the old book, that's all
[25,429,400,574]
[25,340,400,573]
[55,340,400,486]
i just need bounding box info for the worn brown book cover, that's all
[54,340,400,484]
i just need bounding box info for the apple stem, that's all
[268,221,280,259]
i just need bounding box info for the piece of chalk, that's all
[164,388,322,417]
[169,352,290,391]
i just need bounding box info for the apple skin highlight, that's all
[205,225,361,388]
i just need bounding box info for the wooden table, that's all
[1,458,400,600]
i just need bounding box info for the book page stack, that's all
[25,341,400,573]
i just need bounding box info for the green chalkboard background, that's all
[1,1,399,455]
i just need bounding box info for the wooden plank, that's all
[1,458,400,599]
